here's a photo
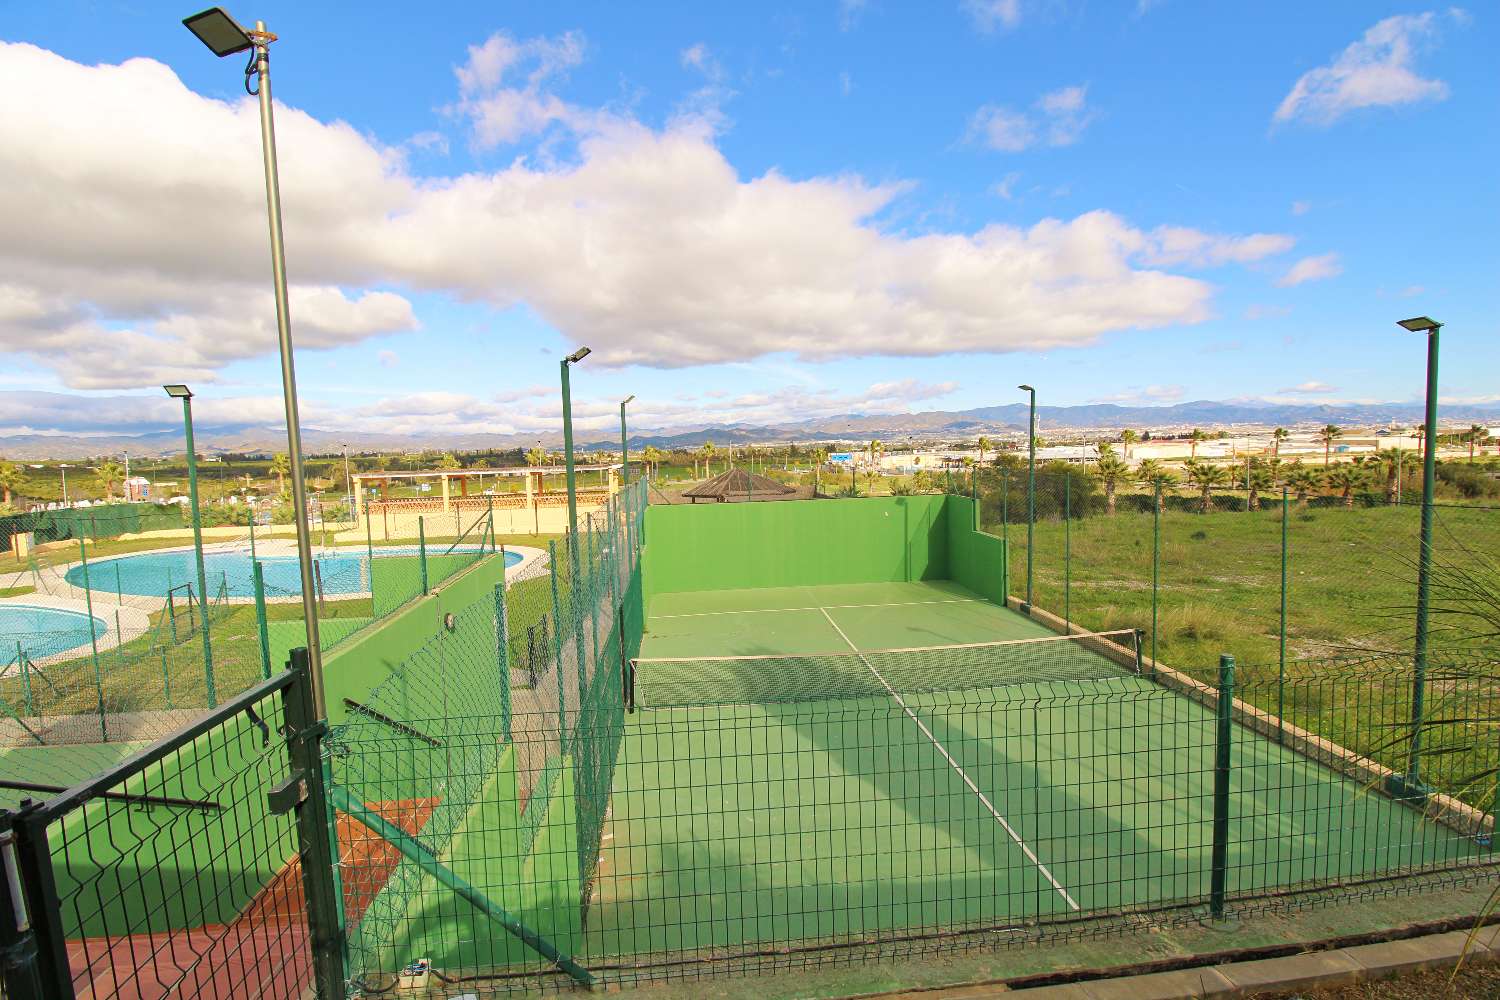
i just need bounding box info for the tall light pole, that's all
[1019,384,1036,613]
[1395,316,1442,792]
[184,7,323,712]
[560,347,592,546]
[163,385,216,707]
[619,395,635,486]
[341,443,353,507]
[58,464,71,505]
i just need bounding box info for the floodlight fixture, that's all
[182,7,254,56]
[623,394,636,405]
[565,346,593,364]
[1018,384,1034,392]
[163,384,193,399]
[1397,316,1442,335]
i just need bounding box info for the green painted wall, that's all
[642,496,949,600]
[945,495,1008,605]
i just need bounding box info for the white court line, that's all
[652,597,981,620]
[634,628,1136,665]
[817,606,1080,912]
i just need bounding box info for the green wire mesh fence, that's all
[0,500,501,746]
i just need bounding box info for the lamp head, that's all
[1397,316,1442,334]
[163,384,193,399]
[182,7,253,56]
[1018,384,1034,393]
[622,394,636,405]
[564,346,592,364]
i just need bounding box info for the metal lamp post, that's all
[58,464,71,505]
[183,6,324,713]
[163,384,215,707]
[620,395,635,486]
[1396,315,1442,792]
[560,347,592,544]
[1019,384,1037,613]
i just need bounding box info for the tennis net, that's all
[628,627,1143,709]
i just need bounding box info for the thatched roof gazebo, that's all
[681,467,796,503]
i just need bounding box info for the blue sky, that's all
[0,2,1494,440]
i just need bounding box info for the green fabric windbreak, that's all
[642,495,949,599]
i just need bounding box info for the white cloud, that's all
[1090,384,1185,404]
[992,171,1022,200]
[1291,200,1311,216]
[1277,253,1343,287]
[0,41,1290,392]
[960,0,1022,34]
[1280,380,1338,394]
[970,85,1096,152]
[450,31,593,148]
[839,0,869,32]
[1274,14,1450,126]
[839,71,853,97]
[1245,303,1293,321]
[377,350,399,368]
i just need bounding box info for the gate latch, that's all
[267,771,309,815]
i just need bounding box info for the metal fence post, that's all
[0,810,45,1000]
[1152,480,1161,667]
[1210,653,1235,921]
[1064,471,1071,633]
[254,561,273,680]
[548,539,567,735]
[77,536,107,740]
[1278,486,1289,742]
[494,580,512,743]
[418,516,429,595]
[11,803,72,999]
[282,647,346,998]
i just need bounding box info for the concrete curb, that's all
[880,924,1500,999]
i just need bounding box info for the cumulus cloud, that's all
[0,40,1291,393]
[961,0,1022,34]
[1277,253,1343,287]
[970,85,1096,152]
[1090,385,1185,404]
[1274,14,1451,126]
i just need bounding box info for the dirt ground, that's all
[1253,961,1500,999]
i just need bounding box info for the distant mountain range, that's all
[1,399,1495,460]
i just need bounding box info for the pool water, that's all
[0,604,108,660]
[66,547,522,599]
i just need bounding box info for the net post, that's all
[418,516,429,595]
[1134,628,1146,676]
[17,642,32,717]
[494,580,512,743]
[1210,653,1235,921]
[1064,470,1071,633]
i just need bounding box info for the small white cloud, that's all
[1090,384,1185,404]
[839,0,869,31]
[1291,200,1311,216]
[969,84,1095,153]
[1274,14,1450,127]
[1279,380,1339,394]
[992,171,1023,200]
[377,350,399,368]
[1277,253,1343,287]
[839,71,853,97]
[1245,303,1293,321]
[961,0,1022,34]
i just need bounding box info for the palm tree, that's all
[1120,429,1138,461]
[1414,424,1427,460]
[976,436,991,465]
[1324,464,1365,508]
[1245,458,1274,511]
[0,461,25,506]
[1185,459,1229,513]
[438,452,462,470]
[1271,427,1289,458]
[1318,424,1342,466]
[699,441,716,479]
[1093,445,1129,515]
[869,439,884,469]
[270,453,291,495]
[525,447,546,469]
[1284,463,1319,506]
[1187,428,1207,459]
[94,460,125,500]
[1135,459,1175,513]
[1374,448,1405,504]
[1468,424,1486,462]
[641,445,663,481]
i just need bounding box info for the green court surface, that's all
[580,580,1480,959]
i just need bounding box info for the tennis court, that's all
[585,578,1479,960]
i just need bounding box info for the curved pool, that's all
[66,547,523,599]
[0,604,108,659]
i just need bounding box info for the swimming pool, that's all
[0,604,108,660]
[66,547,522,600]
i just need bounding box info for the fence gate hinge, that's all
[267,771,309,815]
